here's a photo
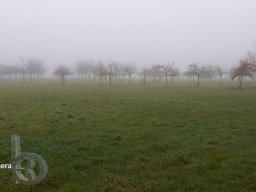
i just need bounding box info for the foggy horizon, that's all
[1,0,256,71]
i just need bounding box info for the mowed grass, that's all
[0,82,256,191]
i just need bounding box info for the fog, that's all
[0,0,255,71]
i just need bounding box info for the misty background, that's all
[0,0,255,72]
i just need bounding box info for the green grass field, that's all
[0,82,256,191]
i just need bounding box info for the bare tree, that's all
[230,59,255,88]
[247,44,256,65]
[116,63,123,80]
[4,65,13,79]
[201,65,215,82]
[0,64,21,80]
[169,67,180,85]
[141,67,150,85]
[87,59,96,81]
[12,65,20,79]
[150,64,162,82]
[123,63,137,83]
[186,63,201,86]
[215,64,226,85]
[247,44,256,80]
[75,60,91,79]
[1,65,6,80]
[160,62,174,87]
[106,60,117,85]
[0,64,3,80]
[18,57,27,83]
[183,70,194,83]
[26,58,45,81]
[96,60,107,84]
[91,64,97,82]
[54,66,72,84]
[27,59,35,81]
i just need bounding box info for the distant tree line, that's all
[0,57,46,82]
[68,50,255,88]
[55,59,181,86]
[1,45,256,88]
[184,63,227,86]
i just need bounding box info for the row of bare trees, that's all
[73,60,137,84]
[54,56,256,88]
[182,46,256,88]
[54,60,180,86]
[0,58,46,82]
[140,62,180,86]
[1,46,255,88]
[1,57,255,88]
[184,64,226,86]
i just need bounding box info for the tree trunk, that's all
[238,76,242,88]
[22,72,25,83]
[143,72,146,85]
[61,75,65,84]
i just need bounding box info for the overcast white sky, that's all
[0,0,255,70]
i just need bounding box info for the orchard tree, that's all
[169,67,180,85]
[106,60,117,85]
[141,67,150,85]
[201,65,215,82]
[183,69,194,82]
[54,65,72,84]
[26,58,45,80]
[160,62,174,87]
[0,64,20,80]
[3,65,14,79]
[76,60,91,79]
[91,63,98,82]
[247,45,256,80]
[230,59,255,88]
[186,63,201,86]
[18,57,26,83]
[123,63,137,83]
[215,64,226,85]
[247,44,256,65]
[96,60,107,84]
[0,64,3,80]
[150,64,162,82]
[115,63,123,80]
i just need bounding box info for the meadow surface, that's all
[0,81,256,191]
